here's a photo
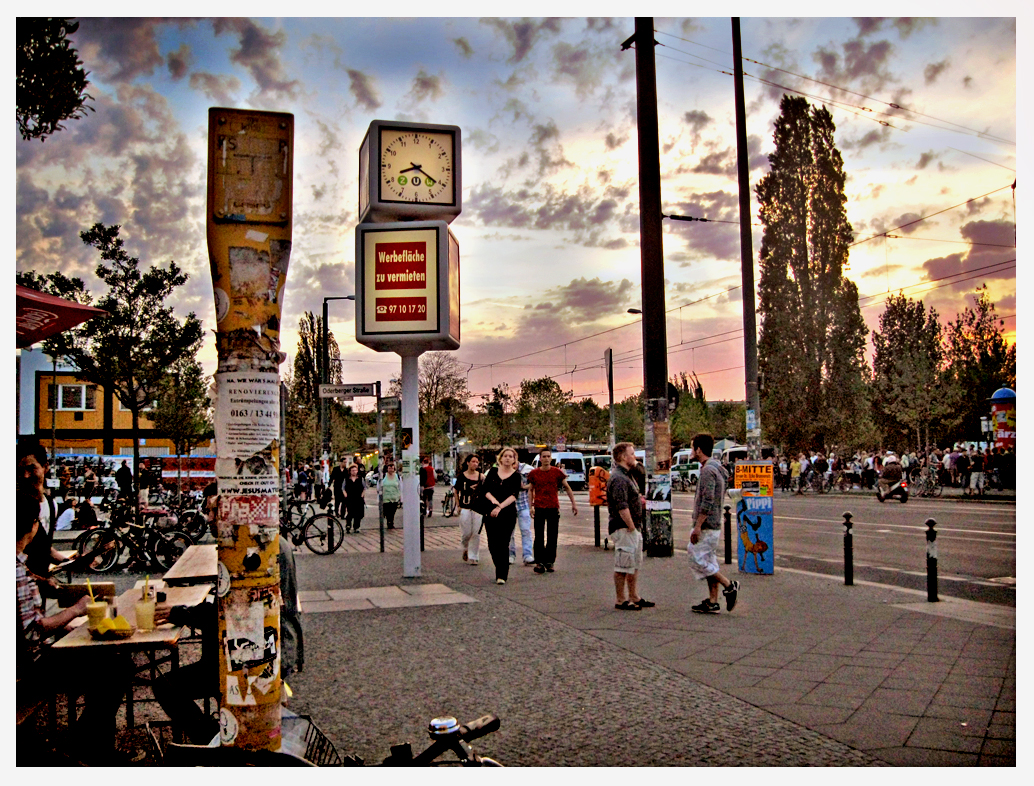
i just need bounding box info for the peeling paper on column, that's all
[214,371,280,496]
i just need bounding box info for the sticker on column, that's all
[217,561,231,596]
[214,371,281,496]
[219,707,239,745]
[226,674,259,706]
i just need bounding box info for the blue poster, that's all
[735,494,773,574]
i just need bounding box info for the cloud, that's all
[211,18,301,100]
[663,190,742,263]
[813,37,896,92]
[74,18,172,83]
[481,17,563,63]
[453,37,474,58]
[166,44,191,80]
[683,110,712,135]
[346,69,380,110]
[924,59,950,84]
[604,131,628,151]
[916,151,939,170]
[550,40,620,98]
[528,120,573,177]
[189,72,242,105]
[405,70,445,104]
[920,219,1015,286]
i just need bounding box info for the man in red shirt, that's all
[420,456,436,517]
[527,448,578,573]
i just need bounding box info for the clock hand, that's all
[399,163,436,186]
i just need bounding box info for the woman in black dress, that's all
[343,464,366,533]
[480,446,523,584]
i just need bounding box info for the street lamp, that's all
[322,295,355,466]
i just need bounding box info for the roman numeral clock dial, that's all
[380,130,454,204]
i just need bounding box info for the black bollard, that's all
[594,505,601,548]
[724,505,732,564]
[843,512,854,586]
[926,518,938,602]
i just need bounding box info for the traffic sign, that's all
[320,383,375,398]
[380,396,401,410]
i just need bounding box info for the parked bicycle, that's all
[441,484,457,518]
[73,517,193,573]
[343,713,503,767]
[280,494,344,555]
[911,468,942,498]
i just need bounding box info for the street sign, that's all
[319,383,375,398]
[367,431,395,445]
[380,396,401,410]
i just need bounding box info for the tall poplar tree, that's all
[755,95,869,451]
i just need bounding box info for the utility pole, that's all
[732,17,762,456]
[626,17,672,557]
[605,348,616,450]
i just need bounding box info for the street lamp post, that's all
[321,295,355,470]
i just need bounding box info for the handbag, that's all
[470,472,496,517]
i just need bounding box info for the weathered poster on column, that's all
[215,371,281,495]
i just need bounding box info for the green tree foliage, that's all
[483,384,516,445]
[871,294,958,453]
[567,398,608,443]
[613,392,644,444]
[669,372,712,448]
[462,412,501,451]
[151,357,212,494]
[292,311,340,408]
[73,224,203,518]
[17,18,93,142]
[514,376,571,446]
[942,286,1016,444]
[755,95,869,452]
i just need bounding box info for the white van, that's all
[671,449,701,485]
[532,451,587,489]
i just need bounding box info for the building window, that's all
[49,384,96,411]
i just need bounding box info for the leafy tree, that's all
[151,356,213,495]
[292,311,341,408]
[484,384,516,445]
[942,285,1016,444]
[514,376,571,446]
[871,294,958,453]
[567,398,608,444]
[420,407,451,458]
[72,223,203,522]
[755,95,868,452]
[462,412,501,451]
[282,369,319,466]
[17,18,94,142]
[613,392,644,444]
[669,371,712,448]
[389,351,471,414]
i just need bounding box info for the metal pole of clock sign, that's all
[206,107,293,751]
[355,119,463,578]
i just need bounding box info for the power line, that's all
[882,234,1015,248]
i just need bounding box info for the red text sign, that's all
[374,242,427,290]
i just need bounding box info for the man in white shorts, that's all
[688,433,740,614]
[607,442,655,611]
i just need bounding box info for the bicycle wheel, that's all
[443,493,457,517]
[152,530,193,570]
[303,514,345,555]
[74,528,122,573]
[177,509,208,541]
[930,480,942,497]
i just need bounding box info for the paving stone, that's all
[303,598,375,613]
[298,590,331,602]
[765,703,854,727]
[922,705,992,728]
[814,708,919,750]
[906,717,984,753]
[798,683,870,710]
[869,747,978,766]
[939,674,1004,695]
[931,690,998,711]
[859,687,935,716]
[825,664,894,688]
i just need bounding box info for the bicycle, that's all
[441,485,457,517]
[343,713,503,767]
[911,469,942,498]
[73,517,194,573]
[280,495,344,555]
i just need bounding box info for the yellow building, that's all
[18,348,213,457]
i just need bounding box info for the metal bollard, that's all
[926,519,938,602]
[594,506,601,548]
[724,505,732,564]
[843,512,854,585]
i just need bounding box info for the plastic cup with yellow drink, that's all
[136,575,155,631]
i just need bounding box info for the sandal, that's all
[614,600,640,611]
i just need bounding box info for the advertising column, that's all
[207,108,292,751]
[733,461,774,575]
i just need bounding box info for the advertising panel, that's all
[733,461,774,575]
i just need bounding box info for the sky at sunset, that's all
[14,10,1019,415]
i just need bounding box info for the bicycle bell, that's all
[428,716,459,736]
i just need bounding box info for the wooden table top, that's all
[52,584,213,650]
[162,544,218,586]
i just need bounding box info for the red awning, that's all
[16,285,108,348]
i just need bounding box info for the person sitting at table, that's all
[16,491,130,764]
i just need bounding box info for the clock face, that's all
[379,128,454,205]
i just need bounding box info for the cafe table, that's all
[161,543,217,587]
[51,583,213,728]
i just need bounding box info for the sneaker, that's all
[508,554,515,564]
[691,599,721,614]
[495,578,506,585]
[523,559,536,566]
[533,564,546,574]
[633,598,656,608]
[468,560,478,566]
[545,564,555,572]
[723,580,740,612]
[462,549,467,563]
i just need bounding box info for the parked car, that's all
[671,449,701,485]
[532,451,587,490]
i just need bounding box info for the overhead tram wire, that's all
[653,28,1015,146]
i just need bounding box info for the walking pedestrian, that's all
[420,456,436,517]
[329,457,348,518]
[527,448,578,574]
[380,461,401,529]
[115,459,133,499]
[607,442,655,611]
[480,447,522,584]
[343,463,366,532]
[687,433,739,614]
[455,453,485,565]
[508,459,534,566]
